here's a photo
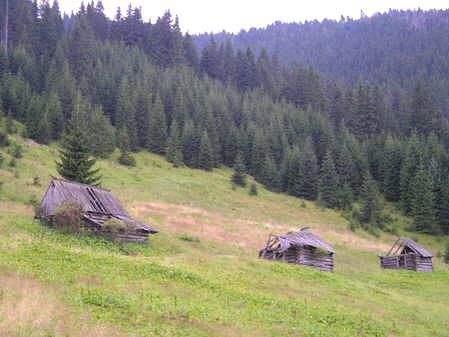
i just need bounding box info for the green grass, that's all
[0,135,449,337]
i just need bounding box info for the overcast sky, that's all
[57,0,448,34]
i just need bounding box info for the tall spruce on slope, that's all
[148,95,167,155]
[56,100,101,185]
[409,165,436,233]
[231,152,247,187]
[318,151,339,208]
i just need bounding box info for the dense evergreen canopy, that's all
[1,1,449,234]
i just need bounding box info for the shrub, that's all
[8,143,23,158]
[0,152,4,167]
[32,175,41,186]
[444,243,449,264]
[249,183,258,196]
[8,158,16,167]
[118,151,136,167]
[52,201,84,233]
[178,234,200,243]
[0,131,9,147]
[103,218,127,234]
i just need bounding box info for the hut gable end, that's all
[380,237,433,272]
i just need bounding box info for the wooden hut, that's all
[380,237,433,272]
[259,228,335,272]
[39,178,157,242]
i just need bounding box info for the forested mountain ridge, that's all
[195,9,449,112]
[0,1,449,236]
[195,10,449,78]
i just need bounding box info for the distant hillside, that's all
[195,9,449,106]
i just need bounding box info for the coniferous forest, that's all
[1,1,449,235]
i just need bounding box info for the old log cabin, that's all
[39,178,157,242]
[380,237,433,272]
[259,228,335,272]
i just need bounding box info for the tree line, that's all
[0,1,448,235]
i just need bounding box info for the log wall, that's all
[259,246,334,272]
[380,254,433,272]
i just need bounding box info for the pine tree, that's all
[166,120,183,167]
[231,152,246,187]
[400,132,423,214]
[198,131,213,171]
[260,156,280,191]
[56,106,101,186]
[409,165,436,233]
[318,151,339,208]
[436,177,449,234]
[359,173,384,228]
[86,106,115,158]
[249,183,258,196]
[301,138,319,200]
[148,95,167,155]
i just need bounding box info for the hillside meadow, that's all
[0,135,449,337]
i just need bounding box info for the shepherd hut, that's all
[380,237,433,272]
[39,178,157,242]
[259,228,335,272]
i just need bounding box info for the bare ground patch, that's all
[130,201,390,252]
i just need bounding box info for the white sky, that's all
[57,0,449,34]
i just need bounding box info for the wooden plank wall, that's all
[380,254,433,272]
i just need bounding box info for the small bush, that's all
[444,243,449,264]
[249,183,258,196]
[52,201,84,233]
[32,175,41,186]
[178,234,200,243]
[8,158,16,167]
[0,152,4,167]
[103,218,127,234]
[118,151,136,167]
[26,194,39,207]
[8,143,23,158]
[0,131,9,147]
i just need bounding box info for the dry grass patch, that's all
[0,273,126,337]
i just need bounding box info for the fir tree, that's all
[409,165,436,233]
[436,177,449,234]
[359,173,384,228]
[318,151,339,208]
[198,131,213,171]
[166,120,183,167]
[301,138,319,200]
[148,95,167,155]
[249,183,258,196]
[56,100,101,185]
[231,152,246,187]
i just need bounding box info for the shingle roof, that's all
[401,237,432,258]
[277,228,335,253]
[40,178,157,233]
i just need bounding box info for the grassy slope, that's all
[0,136,448,337]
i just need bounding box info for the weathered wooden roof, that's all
[384,237,432,258]
[40,178,157,233]
[268,228,335,253]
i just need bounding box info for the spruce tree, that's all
[301,138,319,200]
[117,127,136,167]
[231,152,246,187]
[198,131,213,171]
[359,173,383,228]
[318,151,339,208]
[56,100,101,185]
[148,95,167,155]
[409,165,436,233]
[166,120,183,167]
[436,177,449,234]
